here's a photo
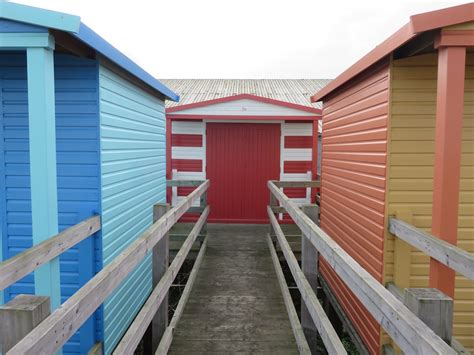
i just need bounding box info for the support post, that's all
[404,288,453,343]
[0,295,50,353]
[200,191,208,237]
[301,204,319,352]
[26,47,60,311]
[430,45,466,297]
[151,203,170,352]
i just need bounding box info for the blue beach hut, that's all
[0,2,178,353]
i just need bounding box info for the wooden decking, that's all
[169,224,299,354]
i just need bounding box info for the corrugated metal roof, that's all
[160,79,331,108]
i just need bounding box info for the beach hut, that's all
[162,79,329,223]
[0,2,178,353]
[311,3,473,353]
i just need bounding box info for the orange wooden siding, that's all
[384,52,474,352]
[319,60,390,354]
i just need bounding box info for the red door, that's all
[206,123,281,223]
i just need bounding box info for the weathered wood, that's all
[156,237,209,355]
[390,218,474,281]
[272,180,321,188]
[265,234,311,355]
[0,216,100,291]
[113,206,210,354]
[87,342,103,355]
[268,181,456,354]
[267,207,347,355]
[300,205,319,352]
[404,288,453,343]
[8,180,210,355]
[0,295,50,353]
[200,191,208,236]
[385,282,404,302]
[168,224,298,353]
[167,180,204,187]
[152,203,171,352]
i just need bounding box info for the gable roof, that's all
[166,93,321,114]
[0,2,179,102]
[161,79,331,109]
[311,2,474,102]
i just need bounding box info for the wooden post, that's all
[269,190,278,239]
[404,288,453,343]
[301,204,319,352]
[393,209,412,289]
[430,45,466,298]
[151,203,170,352]
[200,191,208,237]
[0,295,50,353]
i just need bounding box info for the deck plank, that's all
[169,224,299,354]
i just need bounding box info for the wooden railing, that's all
[267,180,456,355]
[0,216,100,291]
[3,180,210,354]
[389,218,474,281]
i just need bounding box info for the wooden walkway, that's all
[169,224,299,354]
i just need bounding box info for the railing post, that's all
[269,188,278,239]
[301,204,319,351]
[200,190,208,237]
[151,203,170,352]
[0,295,50,353]
[404,288,453,343]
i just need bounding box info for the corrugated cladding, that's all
[99,63,166,354]
[0,52,100,353]
[385,52,474,352]
[319,59,390,354]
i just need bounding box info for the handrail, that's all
[155,236,209,355]
[167,180,204,187]
[8,180,210,355]
[0,215,101,291]
[268,206,346,354]
[114,206,210,354]
[389,218,474,281]
[268,181,455,354]
[271,180,320,188]
[265,233,312,355]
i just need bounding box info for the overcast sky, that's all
[16,0,468,79]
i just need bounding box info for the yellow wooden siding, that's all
[384,52,474,352]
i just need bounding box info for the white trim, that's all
[280,173,312,181]
[280,122,285,183]
[172,121,204,135]
[202,122,207,178]
[282,123,313,136]
[203,119,282,124]
[282,148,312,161]
[171,146,205,160]
[171,98,317,116]
[173,171,206,180]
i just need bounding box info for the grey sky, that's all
[16,0,468,79]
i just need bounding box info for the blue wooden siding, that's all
[99,64,166,354]
[0,52,101,354]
